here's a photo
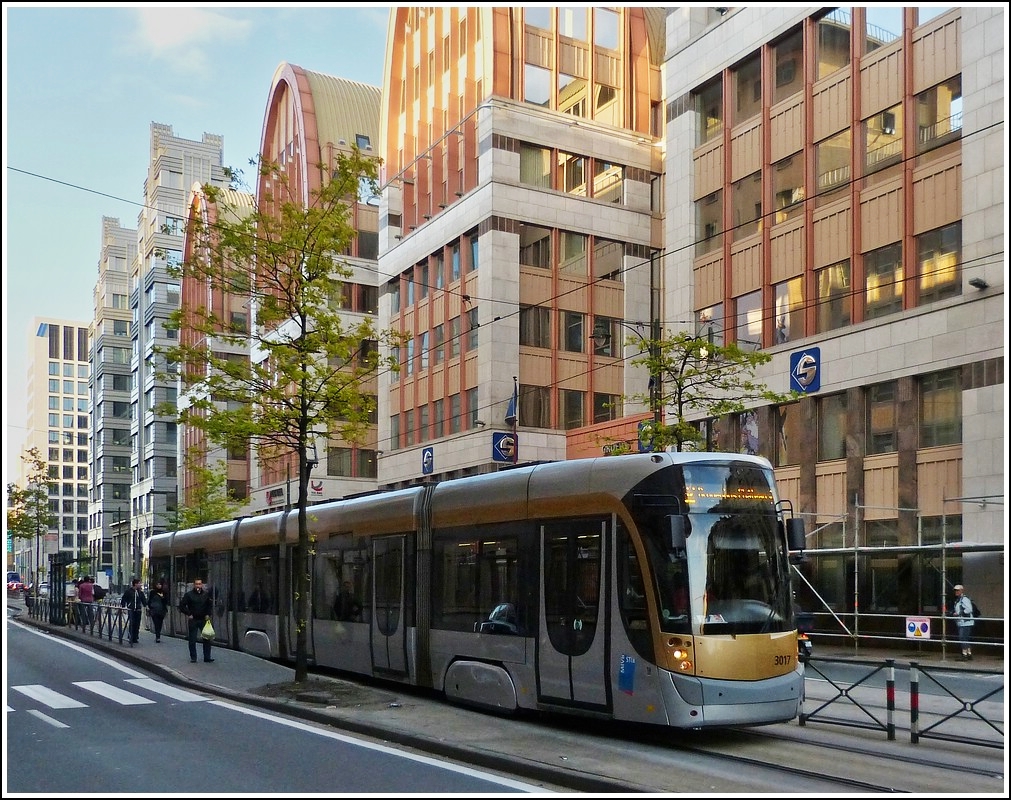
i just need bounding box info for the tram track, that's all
[503,706,1005,793]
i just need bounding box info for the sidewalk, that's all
[6,595,1005,793]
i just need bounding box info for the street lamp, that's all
[591,319,662,429]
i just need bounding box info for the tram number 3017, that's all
[775,654,794,666]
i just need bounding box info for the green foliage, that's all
[7,447,56,589]
[6,448,54,541]
[626,330,800,453]
[155,150,406,681]
[175,449,244,530]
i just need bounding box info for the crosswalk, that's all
[8,678,209,722]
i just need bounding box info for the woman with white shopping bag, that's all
[178,578,215,663]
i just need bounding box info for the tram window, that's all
[238,547,277,614]
[617,523,653,660]
[703,519,789,633]
[314,541,370,623]
[433,531,521,633]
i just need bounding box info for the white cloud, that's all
[131,7,252,74]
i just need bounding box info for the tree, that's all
[626,329,800,453]
[6,447,56,593]
[158,151,405,682]
[175,447,245,531]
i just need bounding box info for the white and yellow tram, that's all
[150,451,807,729]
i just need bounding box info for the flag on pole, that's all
[504,376,518,427]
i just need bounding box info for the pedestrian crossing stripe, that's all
[12,680,208,710]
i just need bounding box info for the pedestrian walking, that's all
[178,578,215,663]
[121,578,147,644]
[76,575,95,627]
[950,584,975,660]
[148,580,169,643]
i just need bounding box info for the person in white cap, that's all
[951,584,974,660]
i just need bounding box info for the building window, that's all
[732,53,762,126]
[774,277,804,344]
[558,151,587,195]
[466,388,479,428]
[864,243,904,319]
[519,306,551,349]
[867,381,898,454]
[696,191,723,254]
[519,143,551,187]
[518,384,550,429]
[449,317,461,358]
[774,402,804,467]
[593,238,623,282]
[772,155,805,224]
[917,222,960,305]
[864,105,903,172]
[919,369,961,447]
[734,290,762,350]
[773,28,803,104]
[523,63,551,107]
[432,399,444,439]
[466,308,479,350]
[593,393,620,423]
[865,7,902,53]
[327,446,353,477]
[816,129,851,197]
[432,324,445,365]
[815,260,852,333]
[449,394,461,434]
[559,231,587,275]
[561,311,585,353]
[519,224,551,268]
[592,160,623,204]
[418,404,429,442]
[816,8,852,80]
[560,389,585,430]
[818,393,847,461]
[525,6,551,30]
[731,171,762,241]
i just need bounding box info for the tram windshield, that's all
[628,461,791,636]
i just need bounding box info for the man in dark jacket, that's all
[178,578,215,663]
[120,578,147,644]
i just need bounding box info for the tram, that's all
[149,451,807,729]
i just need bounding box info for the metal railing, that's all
[799,654,1003,747]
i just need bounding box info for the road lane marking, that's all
[126,678,209,702]
[27,709,70,728]
[12,685,87,709]
[74,680,156,705]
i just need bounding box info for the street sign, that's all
[492,432,517,463]
[905,616,931,639]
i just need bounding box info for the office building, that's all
[658,7,1003,626]
[88,216,137,586]
[15,318,91,584]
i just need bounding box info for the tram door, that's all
[207,554,230,648]
[537,520,609,708]
[370,535,407,675]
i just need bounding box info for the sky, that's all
[3,4,391,482]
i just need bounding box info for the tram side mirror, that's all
[786,518,806,554]
[668,514,688,556]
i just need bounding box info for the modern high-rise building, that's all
[128,123,227,585]
[15,318,91,585]
[658,7,1004,627]
[377,7,666,487]
[241,64,384,513]
[88,216,137,586]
